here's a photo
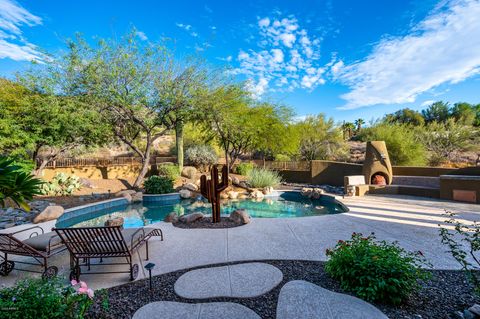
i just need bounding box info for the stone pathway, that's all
[277,280,388,319]
[174,262,283,299]
[132,301,261,319]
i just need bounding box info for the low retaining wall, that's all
[41,164,159,180]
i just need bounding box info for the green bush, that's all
[274,154,291,161]
[235,162,255,176]
[357,123,427,165]
[157,164,180,181]
[143,175,174,194]
[325,232,429,305]
[185,145,218,171]
[40,173,81,196]
[246,168,282,188]
[0,277,97,319]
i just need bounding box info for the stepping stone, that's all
[132,301,261,319]
[174,262,283,299]
[277,280,388,319]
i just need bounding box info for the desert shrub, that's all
[235,162,255,176]
[40,173,81,196]
[246,168,282,188]
[274,154,291,161]
[157,164,180,181]
[325,232,429,304]
[143,175,174,194]
[439,211,480,294]
[0,277,98,319]
[181,166,197,179]
[357,123,427,165]
[184,145,218,171]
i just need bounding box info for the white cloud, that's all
[136,31,148,41]
[333,0,480,109]
[0,0,42,61]
[236,14,324,97]
[420,100,436,107]
[176,22,200,38]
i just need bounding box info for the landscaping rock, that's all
[262,186,274,195]
[230,209,251,224]
[250,190,264,199]
[115,190,137,197]
[228,191,238,199]
[238,193,248,199]
[277,280,388,319]
[79,178,96,188]
[231,176,240,185]
[133,301,260,319]
[33,205,64,223]
[179,189,192,199]
[181,166,197,179]
[301,187,313,197]
[132,192,143,203]
[164,212,179,223]
[179,212,204,223]
[104,217,124,227]
[182,183,198,192]
[220,193,229,199]
[468,304,480,316]
[122,193,133,203]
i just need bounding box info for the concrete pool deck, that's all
[1,194,479,290]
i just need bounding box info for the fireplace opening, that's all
[371,173,388,185]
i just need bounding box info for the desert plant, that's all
[235,162,255,176]
[0,277,97,319]
[358,123,427,165]
[0,156,43,210]
[184,145,218,171]
[439,211,480,294]
[143,175,174,194]
[157,164,180,181]
[41,173,81,196]
[274,154,291,161]
[325,232,429,305]
[246,167,282,188]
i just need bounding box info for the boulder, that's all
[230,209,251,224]
[231,176,240,185]
[79,178,96,188]
[183,183,198,192]
[122,193,133,203]
[179,212,204,223]
[115,189,137,197]
[301,188,313,198]
[179,189,192,199]
[104,217,124,227]
[262,186,274,195]
[131,192,143,203]
[181,166,197,179]
[238,193,249,199]
[33,205,64,223]
[311,188,325,199]
[220,193,229,199]
[228,191,239,199]
[164,212,179,223]
[250,190,264,199]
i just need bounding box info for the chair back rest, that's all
[54,226,129,256]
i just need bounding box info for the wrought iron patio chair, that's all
[0,226,66,278]
[53,226,163,281]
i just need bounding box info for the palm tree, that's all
[341,122,356,140]
[355,118,365,132]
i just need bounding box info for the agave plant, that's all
[0,157,43,211]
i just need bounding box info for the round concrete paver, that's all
[174,262,283,299]
[132,301,261,319]
[277,280,388,319]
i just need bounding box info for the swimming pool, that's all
[56,191,349,228]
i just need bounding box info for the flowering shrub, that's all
[325,232,429,304]
[143,175,174,194]
[0,277,100,319]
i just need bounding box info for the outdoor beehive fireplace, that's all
[362,141,393,185]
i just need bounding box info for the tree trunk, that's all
[133,136,152,189]
[34,158,50,177]
[175,120,184,171]
[224,147,230,173]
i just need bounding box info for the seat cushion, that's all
[22,232,62,251]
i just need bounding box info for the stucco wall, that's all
[40,164,158,180]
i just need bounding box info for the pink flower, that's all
[86,288,94,299]
[71,279,78,286]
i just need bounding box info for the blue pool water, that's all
[56,192,348,228]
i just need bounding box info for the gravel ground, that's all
[173,217,244,229]
[86,260,479,319]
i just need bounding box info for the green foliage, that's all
[325,233,429,305]
[143,175,174,194]
[0,277,95,319]
[274,154,292,161]
[450,102,477,126]
[185,145,218,170]
[0,156,43,211]
[246,168,282,188]
[358,123,427,165]
[235,162,255,176]
[157,164,180,181]
[41,173,81,196]
[384,108,425,126]
[296,114,348,161]
[439,211,480,295]
[421,119,478,165]
[422,101,450,123]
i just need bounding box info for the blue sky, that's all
[1,0,479,122]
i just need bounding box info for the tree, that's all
[0,78,110,176]
[450,102,476,126]
[296,115,347,161]
[421,101,450,123]
[384,108,425,126]
[341,122,355,140]
[422,119,478,165]
[354,118,365,132]
[63,31,179,187]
